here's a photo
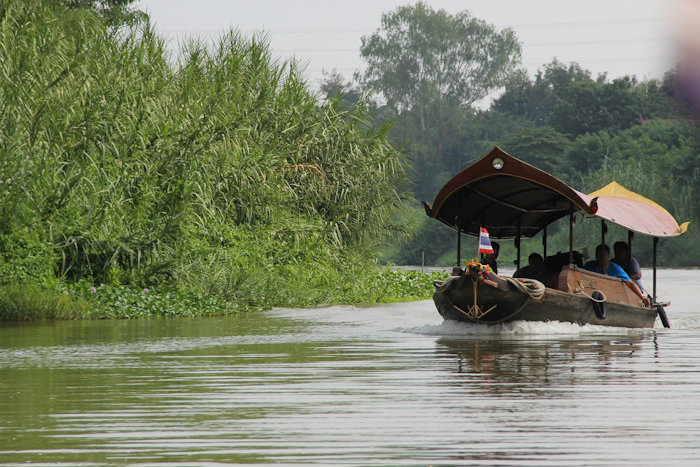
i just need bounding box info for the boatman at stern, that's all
[583,244,651,307]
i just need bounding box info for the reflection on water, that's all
[436,336,646,395]
[1,269,700,466]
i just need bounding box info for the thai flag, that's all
[479,227,494,254]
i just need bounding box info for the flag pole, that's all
[456,224,461,267]
[477,226,481,262]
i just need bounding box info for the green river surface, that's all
[2,269,700,466]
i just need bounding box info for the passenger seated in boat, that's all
[513,253,552,287]
[612,241,644,290]
[481,241,500,274]
[583,244,650,307]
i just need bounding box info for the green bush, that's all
[0,230,57,288]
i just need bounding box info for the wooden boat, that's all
[424,147,689,328]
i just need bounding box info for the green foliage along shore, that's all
[0,1,434,321]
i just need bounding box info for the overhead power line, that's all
[503,18,668,29]
[527,37,670,47]
[272,37,670,53]
[308,56,671,72]
[159,17,668,36]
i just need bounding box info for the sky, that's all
[135,0,677,96]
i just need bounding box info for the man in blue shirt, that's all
[583,244,650,307]
[612,241,644,291]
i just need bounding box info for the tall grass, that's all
[0,0,411,318]
[0,284,97,321]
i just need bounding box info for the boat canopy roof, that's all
[424,147,689,239]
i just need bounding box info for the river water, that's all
[1,269,700,466]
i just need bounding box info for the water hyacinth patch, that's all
[0,265,445,321]
[87,285,249,319]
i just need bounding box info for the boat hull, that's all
[434,271,658,328]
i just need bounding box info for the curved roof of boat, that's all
[424,147,688,239]
[588,181,689,237]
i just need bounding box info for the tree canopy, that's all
[358,1,521,123]
[355,2,522,201]
[548,77,642,138]
[493,59,594,126]
[55,0,145,26]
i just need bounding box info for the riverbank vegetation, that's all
[0,1,445,321]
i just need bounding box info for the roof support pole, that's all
[456,194,462,269]
[543,226,548,259]
[600,220,608,275]
[652,236,670,328]
[456,220,461,267]
[628,230,634,257]
[601,219,607,252]
[516,220,522,269]
[653,236,658,302]
[569,203,574,266]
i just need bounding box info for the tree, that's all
[458,109,530,166]
[548,77,642,139]
[560,120,700,182]
[558,131,612,181]
[358,2,521,129]
[634,70,698,120]
[356,2,521,201]
[498,126,573,174]
[493,59,593,127]
[56,0,145,26]
[319,69,363,106]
